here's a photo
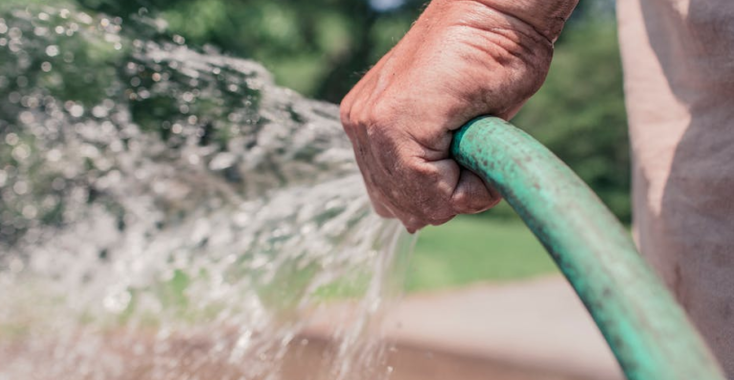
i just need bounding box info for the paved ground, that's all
[1,276,625,380]
[305,275,625,380]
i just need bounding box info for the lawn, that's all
[405,214,559,292]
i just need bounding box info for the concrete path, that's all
[305,275,624,380]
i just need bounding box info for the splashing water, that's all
[0,5,414,380]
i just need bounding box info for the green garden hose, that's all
[450,116,726,380]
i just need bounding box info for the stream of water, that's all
[0,5,414,380]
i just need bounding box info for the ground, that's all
[408,214,559,292]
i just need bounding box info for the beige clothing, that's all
[618,0,734,376]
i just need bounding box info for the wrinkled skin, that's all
[341,0,576,232]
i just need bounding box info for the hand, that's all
[340,0,576,232]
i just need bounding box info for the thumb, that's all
[450,167,502,214]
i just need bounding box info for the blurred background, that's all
[47,0,627,292]
[0,0,629,293]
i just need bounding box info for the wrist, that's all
[429,0,578,43]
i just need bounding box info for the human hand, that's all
[340,0,577,232]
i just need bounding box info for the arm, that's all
[340,0,578,232]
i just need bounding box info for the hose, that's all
[451,116,726,380]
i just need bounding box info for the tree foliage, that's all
[514,20,630,222]
[71,0,422,102]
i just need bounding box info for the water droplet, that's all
[8,257,24,274]
[78,13,94,25]
[8,92,21,103]
[8,27,21,39]
[12,145,31,160]
[67,103,84,118]
[41,62,52,72]
[92,105,108,118]
[22,205,37,219]
[51,177,65,191]
[13,181,28,195]
[138,88,150,99]
[5,133,19,146]
[103,289,132,313]
[19,112,34,124]
[46,45,59,57]
[34,27,48,36]
[209,153,236,171]
[47,149,62,162]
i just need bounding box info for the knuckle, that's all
[350,106,372,130]
[339,89,355,118]
[339,110,351,128]
[409,162,438,180]
[339,103,354,128]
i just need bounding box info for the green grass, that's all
[405,214,559,292]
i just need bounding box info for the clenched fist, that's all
[340,0,577,232]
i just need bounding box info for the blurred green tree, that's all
[72,0,419,102]
[513,19,630,222]
[71,0,613,101]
